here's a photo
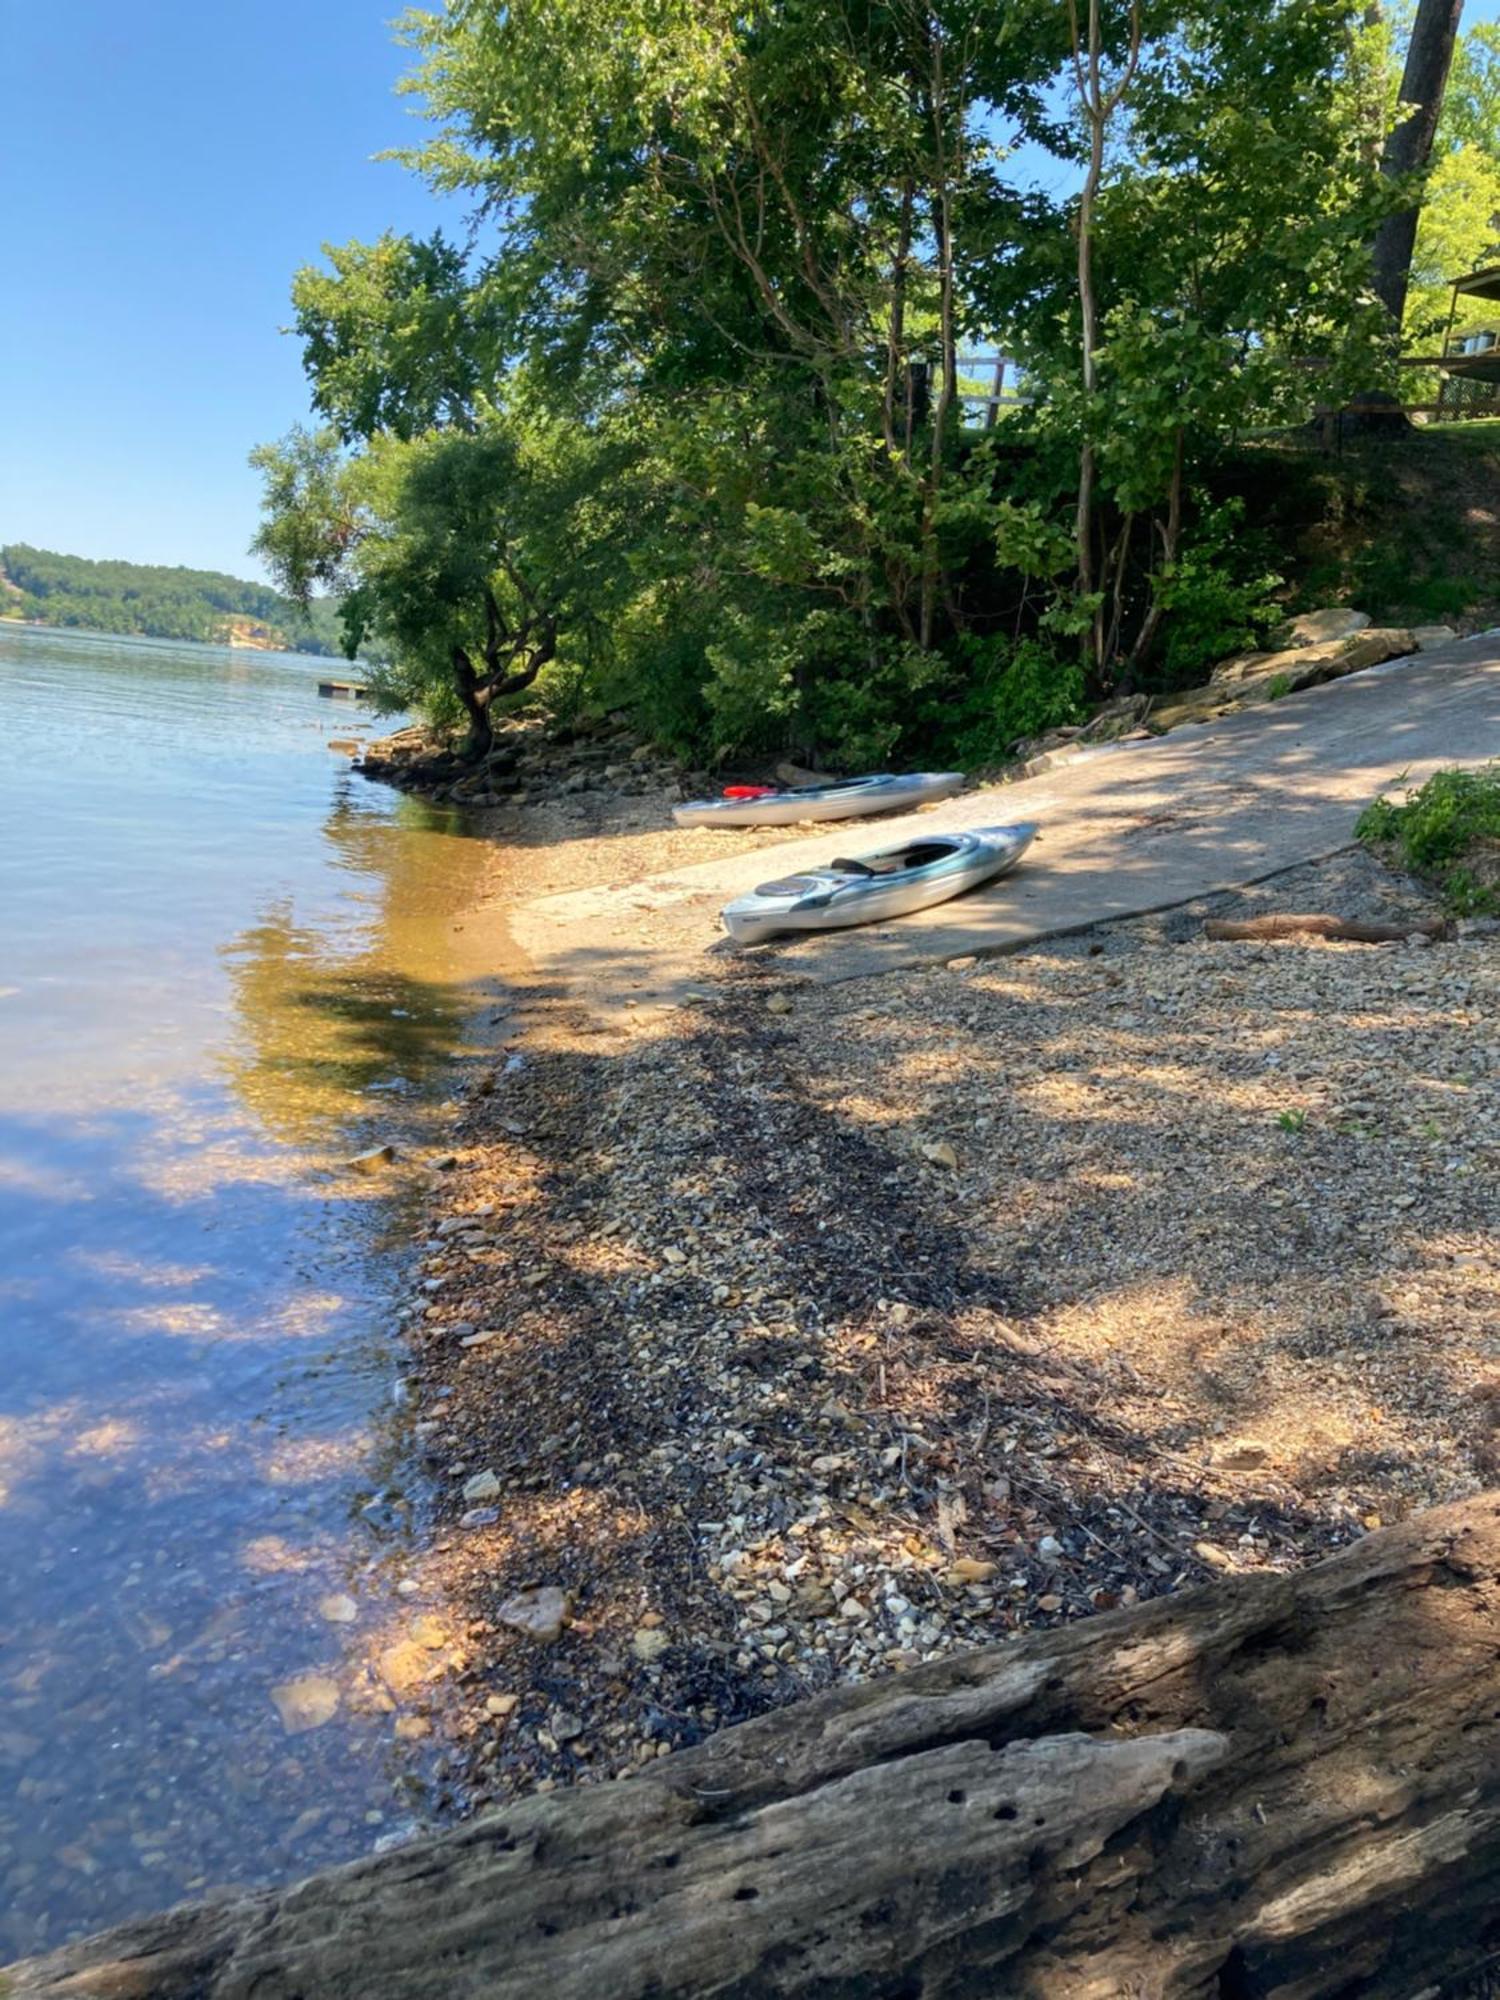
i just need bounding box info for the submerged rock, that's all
[270,1674,341,1735]
[379,1641,442,1696]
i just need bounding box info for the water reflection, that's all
[218,787,492,1149]
[221,909,464,1146]
[0,629,500,1959]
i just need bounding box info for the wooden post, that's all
[1438,276,1463,415]
[986,353,1006,429]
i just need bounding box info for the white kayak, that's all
[673,771,964,829]
[722,823,1038,945]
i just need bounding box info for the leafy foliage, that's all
[951,637,1087,765]
[1358,763,1500,913]
[251,0,1412,765]
[253,399,636,751]
[1151,503,1283,684]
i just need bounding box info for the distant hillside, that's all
[0,543,351,657]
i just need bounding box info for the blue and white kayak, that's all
[673,771,964,829]
[722,823,1038,945]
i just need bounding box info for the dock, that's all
[318,679,369,699]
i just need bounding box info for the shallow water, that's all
[0,626,497,1958]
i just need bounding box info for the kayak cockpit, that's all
[724,823,1037,944]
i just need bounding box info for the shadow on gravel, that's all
[398,855,1498,1817]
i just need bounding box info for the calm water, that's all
[0,626,499,1958]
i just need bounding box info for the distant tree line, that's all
[0,543,350,657]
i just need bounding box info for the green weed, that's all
[1357,763,1500,914]
[1277,1108,1308,1134]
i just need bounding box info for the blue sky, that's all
[0,1,465,578]
[4,1,1500,582]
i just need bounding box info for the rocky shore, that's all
[357,717,683,809]
[354,735,1500,1824]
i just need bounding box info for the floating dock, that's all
[318,679,369,699]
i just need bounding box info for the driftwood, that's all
[1205,911,1448,944]
[12,1495,1500,1999]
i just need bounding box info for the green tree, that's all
[254,0,1402,763]
[993,0,1395,684]
[289,232,504,442]
[1406,140,1500,351]
[1442,19,1500,154]
[394,0,1070,692]
[253,406,630,756]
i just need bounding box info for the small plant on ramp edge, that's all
[1357,764,1500,915]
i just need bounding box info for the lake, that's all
[0,625,497,1958]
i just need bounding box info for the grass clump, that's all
[1356,763,1500,914]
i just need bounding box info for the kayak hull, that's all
[673,771,964,829]
[722,823,1038,945]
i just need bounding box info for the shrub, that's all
[1356,763,1500,913]
[1153,502,1283,686]
[952,636,1087,765]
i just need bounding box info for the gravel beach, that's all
[373,740,1500,1819]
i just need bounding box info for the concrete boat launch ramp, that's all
[509,639,1500,1020]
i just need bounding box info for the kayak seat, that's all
[830,841,957,878]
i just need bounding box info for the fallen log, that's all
[12,1495,1500,1999]
[1204,911,1448,944]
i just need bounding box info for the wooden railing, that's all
[955,350,1030,426]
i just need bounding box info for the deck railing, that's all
[955,351,1030,426]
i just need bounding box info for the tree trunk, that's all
[1371,0,1466,331]
[451,645,493,759]
[1074,35,1104,621]
[882,181,914,458]
[919,23,959,655]
[16,1494,1500,1999]
[1124,423,1185,680]
[984,353,1006,430]
[1069,0,1139,691]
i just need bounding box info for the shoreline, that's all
[367,737,1500,1821]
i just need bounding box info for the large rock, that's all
[16,1495,1500,1998]
[1209,626,1415,690]
[1150,626,1418,730]
[1278,606,1371,646]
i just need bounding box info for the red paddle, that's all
[721,784,778,799]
